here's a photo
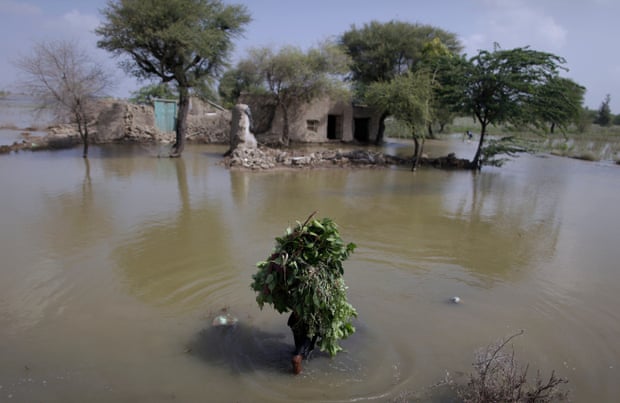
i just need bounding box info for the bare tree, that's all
[15,40,113,157]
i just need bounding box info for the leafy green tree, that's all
[223,42,350,145]
[365,70,433,170]
[129,83,176,104]
[530,76,585,133]
[595,94,612,126]
[218,58,264,108]
[340,20,461,143]
[418,37,458,137]
[613,113,620,126]
[96,0,250,157]
[437,46,574,169]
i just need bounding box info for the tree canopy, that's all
[340,20,461,143]
[437,45,577,168]
[530,76,585,133]
[365,70,433,169]
[96,0,250,157]
[340,20,461,85]
[221,42,351,145]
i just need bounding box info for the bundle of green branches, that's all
[251,213,357,356]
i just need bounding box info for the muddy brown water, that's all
[1,141,619,402]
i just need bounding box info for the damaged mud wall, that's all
[49,98,231,144]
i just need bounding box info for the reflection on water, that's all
[114,157,235,310]
[1,144,619,401]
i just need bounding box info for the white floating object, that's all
[450,296,461,304]
[212,313,238,327]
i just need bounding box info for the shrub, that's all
[458,331,569,403]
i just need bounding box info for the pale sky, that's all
[0,0,618,112]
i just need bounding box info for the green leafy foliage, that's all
[251,214,357,356]
[481,136,537,167]
[340,20,462,85]
[437,45,581,168]
[129,83,176,104]
[221,42,350,145]
[96,0,251,156]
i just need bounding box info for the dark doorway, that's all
[327,114,342,140]
[354,118,370,142]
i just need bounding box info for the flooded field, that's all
[1,141,619,401]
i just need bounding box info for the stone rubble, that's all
[222,146,472,170]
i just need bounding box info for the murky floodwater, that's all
[1,142,619,402]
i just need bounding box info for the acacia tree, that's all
[96,0,250,157]
[438,46,576,169]
[340,20,461,143]
[222,43,350,146]
[531,76,585,134]
[365,70,433,170]
[15,40,112,158]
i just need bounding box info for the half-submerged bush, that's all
[458,331,569,403]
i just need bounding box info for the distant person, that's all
[467,130,473,140]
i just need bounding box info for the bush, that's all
[457,331,569,403]
[250,213,357,356]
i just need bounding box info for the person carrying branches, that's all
[251,212,357,374]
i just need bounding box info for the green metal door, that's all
[154,99,177,132]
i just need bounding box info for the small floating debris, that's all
[212,313,238,327]
[449,296,461,304]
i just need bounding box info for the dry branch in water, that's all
[459,330,569,403]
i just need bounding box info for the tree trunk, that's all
[170,86,190,158]
[281,104,290,146]
[471,122,486,170]
[550,122,556,134]
[411,137,425,171]
[82,127,89,158]
[75,111,89,158]
[427,122,434,139]
[375,111,389,145]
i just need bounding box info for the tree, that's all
[437,46,573,169]
[595,94,612,126]
[365,70,433,170]
[531,76,585,134]
[218,58,264,108]
[223,42,350,145]
[340,20,461,143]
[15,40,113,158]
[96,0,251,157]
[418,37,459,137]
[129,83,176,104]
